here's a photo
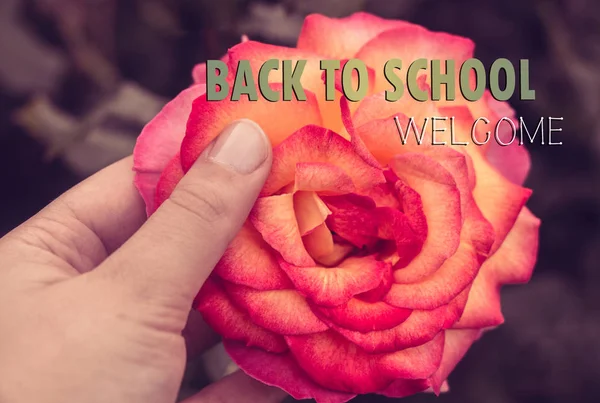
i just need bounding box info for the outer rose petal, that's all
[355,26,474,95]
[154,153,184,212]
[280,256,389,307]
[491,207,540,284]
[428,329,482,394]
[224,341,357,403]
[250,193,315,267]
[339,97,381,169]
[133,85,205,215]
[195,279,287,353]
[477,93,531,185]
[353,109,456,169]
[226,41,344,132]
[379,379,431,398]
[224,283,329,335]
[468,150,532,254]
[330,286,469,354]
[452,265,504,329]
[311,298,412,333]
[435,97,532,186]
[180,85,322,171]
[262,125,385,196]
[352,81,436,129]
[486,140,532,186]
[454,207,540,328]
[297,12,420,59]
[191,63,206,85]
[285,331,445,394]
[214,224,293,291]
[328,307,446,354]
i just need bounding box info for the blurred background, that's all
[1,0,598,402]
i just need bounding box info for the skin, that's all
[0,120,285,403]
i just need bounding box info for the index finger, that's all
[1,156,146,272]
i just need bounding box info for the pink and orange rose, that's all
[133,12,540,403]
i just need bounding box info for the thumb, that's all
[95,119,272,309]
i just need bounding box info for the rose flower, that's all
[133,12,540,403]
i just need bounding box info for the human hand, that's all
[0,120,285,403]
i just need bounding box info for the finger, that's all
[56,156,147,254]
[179,370,287,403]
[0,157,146,271]
[96,119,272,306]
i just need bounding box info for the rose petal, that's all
[226,40,345,132]
[466,91,532,184]
[468,150,532,254]
[322,193,379,248]
[224,283,328,335]
[330,306,446,354]
[378,379,431,398]
[355,26,474,96]
[487,141,532,187]
[327,59,376,98]
[280,256,389,307]
[226,41,323,93]
[359,182,401,209]
[454,207,540,328]
[352,81,437,129]
[302,223,334,262]
[303,225,355,267]
[215,224,293,290]
[192,41,237,85]
[250,193,315,267]
[133,85,205,215]
[262,125,385,196]
[180,85,322,171]
[297,12,419,59]
[376,207,423,267]
[340,96,383,169]
[285,331,445,394]
[394,179,428,241]
[353,111,443,168]
[428,329,482,394]
[294,162,356,195]
[154,153,184,213]
[492,207,540,284]
[442,284,472,328]
[195,279,288,353]
[386,198,494,310]
[191,63,206,85]
[312,298,412,333]
[224,341,357,403]
[388,153,462,282]
[356,262,394,302]
[294,191,331,235]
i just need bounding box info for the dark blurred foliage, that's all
[1,0,599,402]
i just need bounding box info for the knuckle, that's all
[167,181,230,227]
